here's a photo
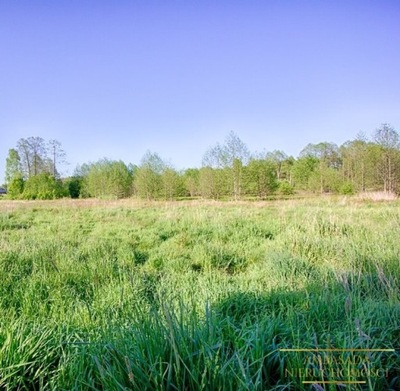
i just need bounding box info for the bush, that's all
[279,181,295,195]
[64,177,83,198]
[7,175,25,199]
[22,173,66,200]
[340,182,355,195]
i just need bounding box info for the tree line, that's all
[3,124,400,200]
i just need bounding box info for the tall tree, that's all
[300,142,341,193]
[225,132,250,199]
[162,167,181,200]
[198,167,229,200]
[373,123,400,193]
[291,156,319,190]
[300,142,341,169]
[183,168,200,198]
[82,159,133,199]
[48,139,66,177]
[340,137,373,192]
[17,137,47,178]
[265,150,288,180]
[17,138,32,178]
[5,149,22,185]
[202,131,250,200]
[134,151,165,200]
[244,159,278,198]
[82,159,132,198]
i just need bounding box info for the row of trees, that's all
[3,124,400,200]
[294,124,400,194]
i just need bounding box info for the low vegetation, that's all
[0,197,398,389]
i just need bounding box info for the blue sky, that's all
[1,0,399,182]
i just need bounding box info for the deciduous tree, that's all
[183,168,200,198]
[373,123,400,193]
[83,159,133,199]
[5,149,22,185]
[134,151,165,200]
[48,139,66,177]
[202,131,250,199]
[244,159,278,198]
[17,137,47,178]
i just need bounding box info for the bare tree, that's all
[17,137,47,178]
[48,139,66,177]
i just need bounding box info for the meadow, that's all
[0,197,399,390]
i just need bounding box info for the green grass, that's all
[0,198,399,390]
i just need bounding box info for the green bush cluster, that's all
[6,173,67,200]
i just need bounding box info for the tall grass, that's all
[0,198,399,389]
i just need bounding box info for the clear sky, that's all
[1,0,399,182]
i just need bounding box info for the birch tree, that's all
[373,123,400,193]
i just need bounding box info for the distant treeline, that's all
[3,124,400,200]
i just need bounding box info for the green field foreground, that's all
[0,197,399,390]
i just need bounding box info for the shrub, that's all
[64,177,83,198]
[22,173,66,200]
[7,175,25,199]
[339,182,355,195]
[279,181,295,195]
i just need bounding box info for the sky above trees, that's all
[1,0,400,183]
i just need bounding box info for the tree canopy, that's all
[3,124,400,200]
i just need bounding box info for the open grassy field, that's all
[0,197,399,390]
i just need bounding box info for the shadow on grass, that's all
[1,274,398,390]
[210,280,399,391]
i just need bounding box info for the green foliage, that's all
[183,168,200,197]
[373,123,400,193]
[244,159,278,198]
[5,148,22,185]
[22,173,66,200]
[300,141,341,169]
[198,167,217,199]
[265,150,292,181]
[199,167,229,199]
[82,159,133,199]
[5,127,400,200]
[161,167,184,200]
[64,176,83,198]
[134,166,162,199]
[308,166,344,193]
[291,156,318,189]
[134,151,166,200]
[7,174,25,199]
[202,132,249,199]
[340,182,355,195]
[278,181,295,195]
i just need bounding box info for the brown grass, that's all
[355,191,398,201]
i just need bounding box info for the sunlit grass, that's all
[0,197,399,390]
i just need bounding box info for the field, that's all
[0,197,399,390]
